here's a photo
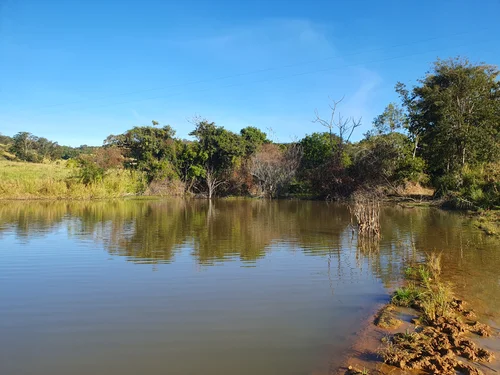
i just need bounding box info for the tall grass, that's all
[0,160,146,199]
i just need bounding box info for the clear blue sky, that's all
[1,0,499,146]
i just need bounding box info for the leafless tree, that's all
[205,165,226,199]
[313,96,362,159]
[250,143,302,198]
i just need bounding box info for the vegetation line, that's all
[1,57,499,210]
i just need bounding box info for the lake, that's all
[1,199,499,375]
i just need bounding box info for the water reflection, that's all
[1,199,498,310]
[0,199,499,375]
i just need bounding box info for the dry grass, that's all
[0,160,146,199]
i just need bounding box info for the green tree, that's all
[189,120,245,198]
[371,103,407,135]
[299,132,336,170]
[351,132,425,186]
[397,58,500,185]
[240,126,269,155]
[105,121,178,181]
[10,132,61,162]
[0,133,11,145]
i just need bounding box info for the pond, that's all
[0,199,499,375]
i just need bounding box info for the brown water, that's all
[0,199,499,375]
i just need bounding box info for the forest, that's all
[1,57,499,209]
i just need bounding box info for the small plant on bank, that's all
[392,284,420,307]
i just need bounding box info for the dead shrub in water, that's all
[349,191,381,239]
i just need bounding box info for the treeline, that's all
[0,131,97,161]
[1,57,499,208]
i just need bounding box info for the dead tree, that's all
[250,143,302,198]
[313,96,362,162]
[205,165,225,199]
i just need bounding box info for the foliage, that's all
[370,103,408,136]
[5,57,499,205]
[351,132,426,186]
[77,157,105,185]
[397,57,500,183]
[392,284,420,307]
[10,132,62,162]
[189,120,245,197]
[299,132,335,170]
[0,133,12,145]
[105,122,178,182]
[240,126,269,155]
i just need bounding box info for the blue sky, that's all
[1,0,499,146]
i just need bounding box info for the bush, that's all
[77,158,104,185]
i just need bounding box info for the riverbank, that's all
[2,160,499,240]
[336,256,500,375]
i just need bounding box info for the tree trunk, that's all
[412,135,419,159]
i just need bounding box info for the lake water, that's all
[1,199,499,375]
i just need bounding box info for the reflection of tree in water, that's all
[1,200,499,317]
[0,201,67,242]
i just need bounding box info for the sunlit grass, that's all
[0,160,145,199]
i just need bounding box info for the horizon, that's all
[2,0,500,147]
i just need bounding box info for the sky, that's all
[1,0,500,147]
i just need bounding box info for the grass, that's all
[0,160,146,199]
[392,284,420,307]
[392,253,453,322]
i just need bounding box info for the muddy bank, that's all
[334,257,500,375]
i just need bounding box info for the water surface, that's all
[1,199,498,375]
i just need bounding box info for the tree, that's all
[189,120,245,198]
[351,132,425,187]
[10,132,61,162]
[175,141,206,192]
[250,143,302,198]
[105,121,178,181]
[371,103,407,135]
[397,57,500,184]
[240,126,269,155]
[313,97,362,163]
[0,133,11,145]
[299,132,336,171]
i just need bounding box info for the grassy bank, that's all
[0,160,145,199]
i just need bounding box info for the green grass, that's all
[392,284,420,307]
[393,254,455,322]
[0,160,146,199]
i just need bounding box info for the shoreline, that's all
[334,259,500,375]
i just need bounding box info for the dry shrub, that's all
[349,191,381,239]
[144,178,185,196]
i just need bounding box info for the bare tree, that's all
[250,143,302,198]
[313,96,362,160]
[205,165,225,199]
